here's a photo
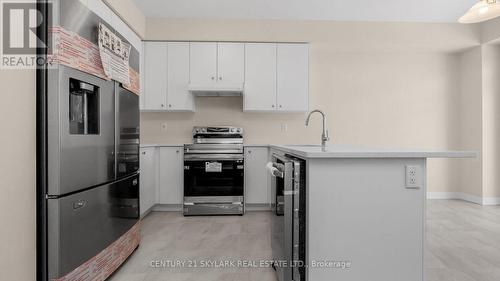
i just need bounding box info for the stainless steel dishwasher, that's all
[270,153,307,281]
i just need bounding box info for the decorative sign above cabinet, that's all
[141,41,309,113]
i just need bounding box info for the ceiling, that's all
[133,0,477,23]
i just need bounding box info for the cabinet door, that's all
[244,43,277,111]
[244,147,270,205]
[167,42,194,111]
[277,44,309,112]
[159,147,184,204]
[144,42,167,110]
[140,147,157,216]
[217,43,245,86]
[189,42,217,86]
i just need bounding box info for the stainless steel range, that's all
[184,126,245,216]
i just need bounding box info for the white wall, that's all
[142,19,479,194]
[458,47,483,198]
[481,45,500,198]
[0,69,36,281]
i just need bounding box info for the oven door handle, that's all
[184,154,244,161]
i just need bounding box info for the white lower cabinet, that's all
[159,146,184,205]
[244,147,271,205]
[140,147,158,216]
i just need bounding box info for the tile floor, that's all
[109,200,500,281]
[426,200,500,281]
[109,211,276,281]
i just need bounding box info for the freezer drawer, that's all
[47,174,139,280]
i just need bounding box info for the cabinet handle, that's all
[248,150,252,154]
[279,105,282,108]
[142,152,146,155]
[219,76,223,80]
[176,150,180,153]
[211,77,215,80]
[272,105,275,108]
[161,104,165,107]
[169,104,172,108]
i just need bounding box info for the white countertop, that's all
[270,144,477,159]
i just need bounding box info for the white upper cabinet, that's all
[142,41,309,112]
[143,42,167,110]
[276,44,309,112]
[189,42,218,86]
[167,42,195,111]
[244,43,277,111]
[142,42,195,111]
[217,43,245,87]
[189,42,245,91]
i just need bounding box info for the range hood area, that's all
[188,83,244,96]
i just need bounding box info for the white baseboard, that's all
[153,204,182,212]
[482,197,500,206]
[427,192,500,206]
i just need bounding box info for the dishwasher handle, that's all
[267,162,284,178]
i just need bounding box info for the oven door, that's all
[184,154,244,198]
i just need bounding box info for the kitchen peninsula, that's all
[269,144,476,281]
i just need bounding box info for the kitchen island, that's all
[269,144,475,281]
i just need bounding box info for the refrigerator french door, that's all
[48,66,116,195]
[44,66,140,280]
[270,153,307,281]
[116,84,140,178]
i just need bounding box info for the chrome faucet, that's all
[305,110,330,149]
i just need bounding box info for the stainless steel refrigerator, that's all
[36,1,141,280]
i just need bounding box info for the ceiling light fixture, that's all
[459,0,500,23]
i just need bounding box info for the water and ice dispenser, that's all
[69,78,100,135]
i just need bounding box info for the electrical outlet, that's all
[405,165,420,189]
[161,123,168,132]
[281,123,288,133]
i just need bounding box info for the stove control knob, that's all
[230,128,235,133]
[202,128,207,132]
